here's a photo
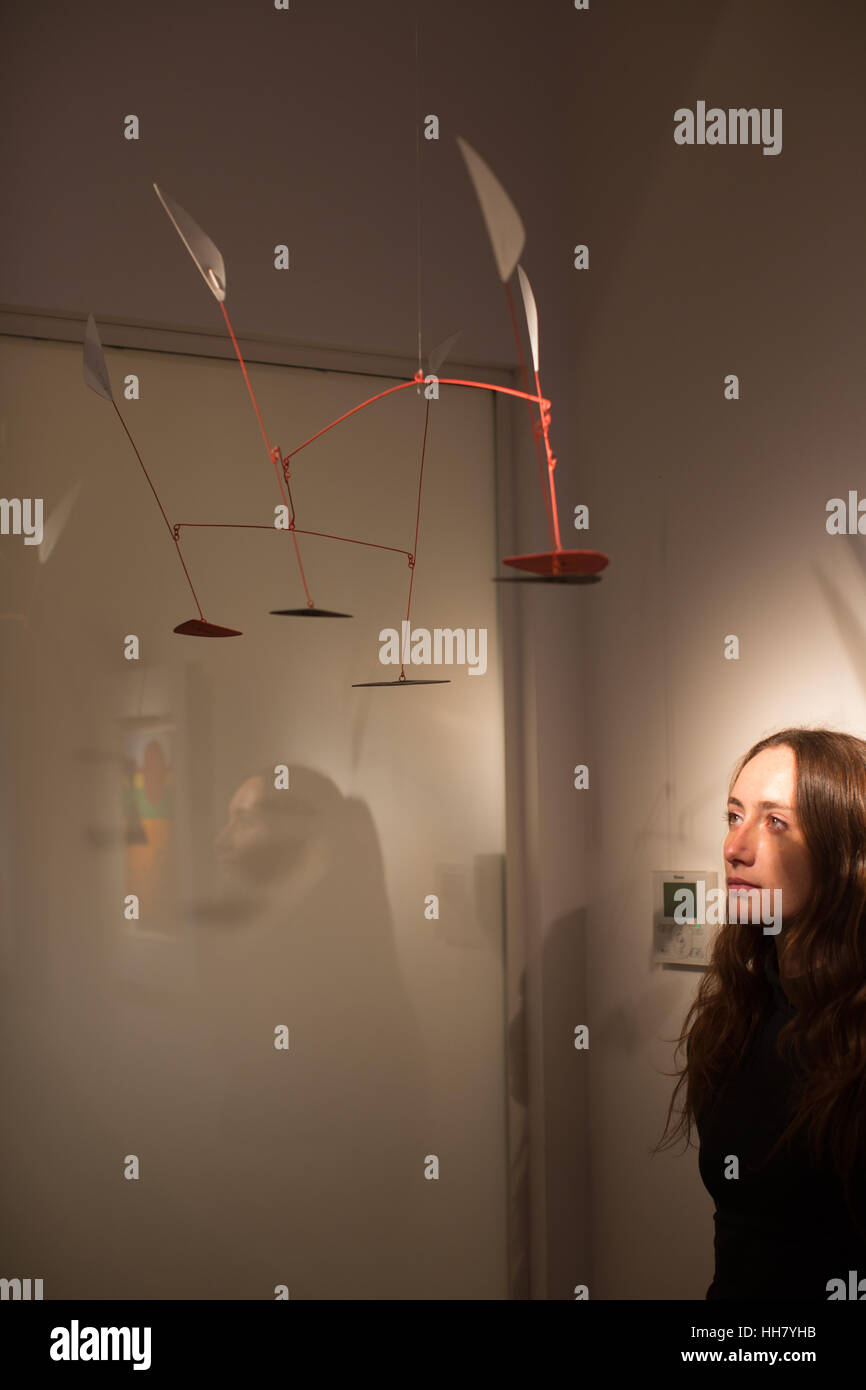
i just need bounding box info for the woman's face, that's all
[724,744,815,924]
[214,775,318,883]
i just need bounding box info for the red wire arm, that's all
[283,374,550,461]
[504,279,558,552]
[212,300,564,608]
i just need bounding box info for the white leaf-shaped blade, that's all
[427,329,462,376]
[38,480,82,565]
[83,313,115,403]
[456,136,525,283]
[516,264,539,372]
[153,183,226,301]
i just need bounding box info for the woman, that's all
[656,728,866,1300]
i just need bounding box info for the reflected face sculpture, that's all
[215,775,315,883]
[724,744,815,924]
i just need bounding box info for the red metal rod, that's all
[219,300,313,605]
[285,376,550,460]
[534,365,563,552]
[504,279,557,551]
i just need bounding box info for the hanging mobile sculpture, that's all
[83,136,608,677]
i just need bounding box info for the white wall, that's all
[572,6,866,1299]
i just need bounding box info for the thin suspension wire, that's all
[414,11,423,378]
[175,520,412,561]
[112,400,205,620]
[401,396,431,678]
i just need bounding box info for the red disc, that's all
[173,618,243,637]
[502,550,609,576]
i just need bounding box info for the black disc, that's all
[351,679,452,686]
[270,608,353,617]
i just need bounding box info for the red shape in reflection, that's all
[142,739,167,808]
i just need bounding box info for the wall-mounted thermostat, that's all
[652,869,719,966]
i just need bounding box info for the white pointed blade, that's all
[38,481,82,565]
[456,135,525,283]
[427,329,462,376]
[516,264,539,372]
[83,314,115,403]
[153,183,226,301]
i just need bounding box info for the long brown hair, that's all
[654,727,866,1229]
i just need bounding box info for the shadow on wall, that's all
[176,763,438,1297]
[2,728,507,1298]
[505,906,589,1300]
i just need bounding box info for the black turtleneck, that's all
[696,948,866,1300]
